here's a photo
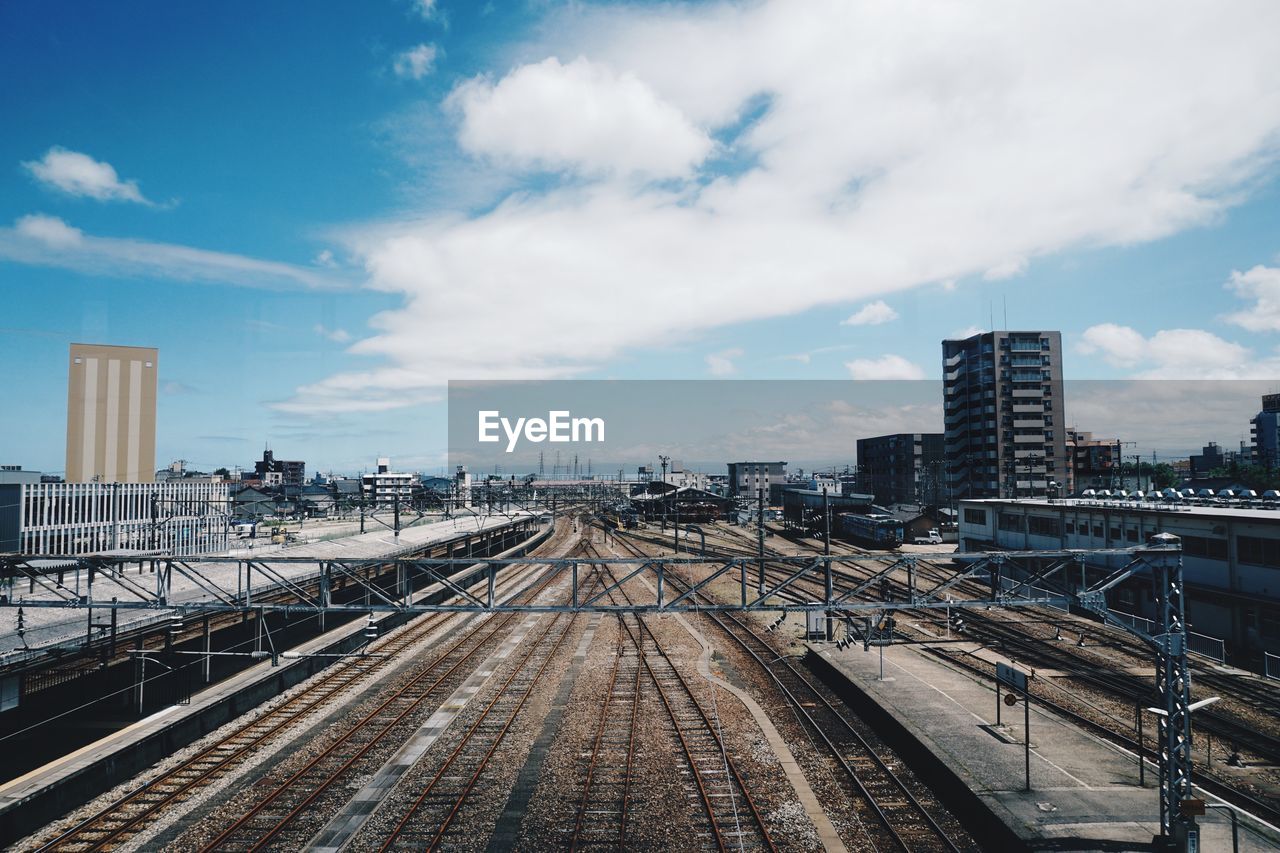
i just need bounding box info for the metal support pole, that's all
[1146,533,1195,851]
[757,488,766,594]
[1024,686,1031,791]
[823,488,832,641]
[1138,701,1146,786]
[134,636,145,714]
[202,614,211,684]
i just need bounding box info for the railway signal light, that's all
[363,613,378,642]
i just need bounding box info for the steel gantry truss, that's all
[1,535,1196,847]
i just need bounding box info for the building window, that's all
[1064,522,1075,534]
[998,512,1025,532]
[1238,535,1280,567]
[1109,526,1121,540]
[1184,535,1229,561]
[1093,525,1103,538]
[1126,528,1139,542]
[1028,516,1060,537]
[964,508,987,525]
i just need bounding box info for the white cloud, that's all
[1222,264,1280,331]
[1077,322,1150,367]
[282,0,1280,413]
[844,354,925,380]
[315,324,352,344]
[0,214,341,290]
[705,347,744,375]
[949,325,984,339]
[447,57,714,178]
[982,257,1028,280]
[413,0,438,21]
[314,249,338,267]
[393,43,439,80]
[15,213,83,247]
[1076,323,1277,378]
[23,147,151,204]
[841,300,898,326]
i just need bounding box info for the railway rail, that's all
[609,530,972,852]
[638,522,1280,829]
[581,541,777,853]
[31,523,575,853]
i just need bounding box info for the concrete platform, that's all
[810,640,1280,851]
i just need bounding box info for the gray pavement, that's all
[814,640,1280,851]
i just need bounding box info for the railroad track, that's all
[34,526,575,853]
[642,523,1280,829]
[659,524,1280,766]
[583,541,777,852]
[610,530,971,852]
[197,545,596,852]
[568,614,641,850]
[375,612,579,851]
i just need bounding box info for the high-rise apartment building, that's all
[1251,395,1280,471]
[942,331,1066,499]
[855,433,945,505]
[65,343,158,483]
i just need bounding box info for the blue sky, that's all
[3,1,1280,476]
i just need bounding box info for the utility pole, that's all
[757,487,765,593]
[823,486,833,641]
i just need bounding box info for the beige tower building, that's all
[65,343,158,483]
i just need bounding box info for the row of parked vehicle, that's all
[1077,487,1280,506]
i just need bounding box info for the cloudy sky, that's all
[3,1,1280,475]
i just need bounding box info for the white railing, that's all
[1186,631,1226,663]
[1266,652,1280,681]
[1107,609,1226,662]
[1109,609,1156,635]
[999,577,1068,612]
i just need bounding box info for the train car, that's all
[838,512,904,549]
[601,507,639,530]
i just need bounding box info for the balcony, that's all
[1011,388,1043,397]
[1013,434,1043,443]
[1013,418,1044,428]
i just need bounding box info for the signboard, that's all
[996,662,1028,692]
